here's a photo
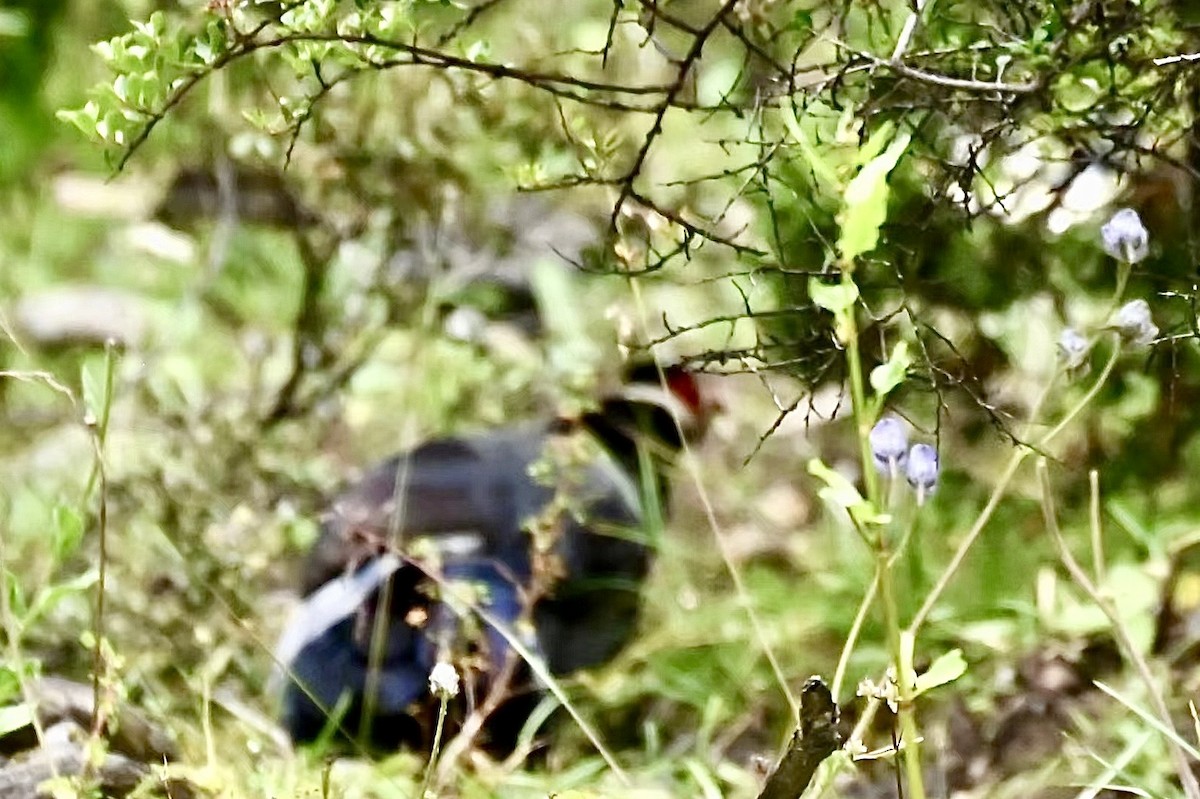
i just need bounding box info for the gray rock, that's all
[12,286,149,347]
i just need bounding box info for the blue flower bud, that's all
[1057,328,1089,369]
[1100,208,1149,264]
[906,443,939,503]
[1112,299,1159,347]
[869,416,908,476]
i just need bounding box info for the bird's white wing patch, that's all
[272,553,402,676]
[430,531,485,558]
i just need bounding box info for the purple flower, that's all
[1100,208,1149,264]
[870,416,908,476]
[906,443,939,503]
[1112,299,1159,347]
[1057,328,1089,369]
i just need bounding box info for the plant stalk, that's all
[841,269,926,799]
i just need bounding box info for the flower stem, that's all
[840,267,925,799]
[877,554,925,799]
[843,300,880,510]
[419,696,450,799]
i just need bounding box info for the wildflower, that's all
[906,443,939,504]
[428,661,460,700]
[858,674,900,714]
[1057,328,1089,369]
[1112,299,1159,347]
[869,416,909,476]
[1100,208,1149,264]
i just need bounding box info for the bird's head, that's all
[576,359,712,469]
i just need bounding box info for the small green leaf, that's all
[809,277,859,315]
[6,572,26,622]
[25,570,99,628]
[837,131,911,264]
[0,666,21,704]
[807,459,889,525]
[57,105,102,139]
[787,10,814,32]
[808,458,865,508]
[869,341,912,398]
[913,649,967,696]
[52,504,85,562]
[286,516,320,551]
[0,9,29,37]
[781,107,841,195]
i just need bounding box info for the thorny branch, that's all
[99,0,1200,443]
[609,0,742,230]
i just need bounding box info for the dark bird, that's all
[274,362,706,751]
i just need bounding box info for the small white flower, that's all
[1100,208,1149,263]
[428,661,460,699]
[869,416,909,476]
[905,443,939,498]
[1112,299,1159,347]
[857,674,901,713]
[1057,328,1090,369]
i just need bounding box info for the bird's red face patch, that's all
[663,366,703,418]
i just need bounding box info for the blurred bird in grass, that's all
[273,361,708,753]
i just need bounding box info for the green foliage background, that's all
[5,1,1200,797]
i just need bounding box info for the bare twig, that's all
[756,677,841,799]
[609,0,742,228]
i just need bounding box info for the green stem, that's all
[878,550,925,799]
[1106,261,1131,321]
[1040,333,1121,443]
[840,267,924,799]
[842,294,880,508]
[419,695,450,799]
[829,275,1131,797]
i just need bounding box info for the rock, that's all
[0,742,149,799]
[12,285,149,347]
[0,677,190,798]
[155,165,314,229]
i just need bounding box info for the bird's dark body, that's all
[279,419,654,749]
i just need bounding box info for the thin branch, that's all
[610,0,743,227]
[434,0,513,47]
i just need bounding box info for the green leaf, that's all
[808,458,864,508]
[807,459,889,525]
[52,504,85,563]
[58,100,104,140]
[0,666,21,704]
[837,131,911,264]
[6,571,26,622]
[852,120,897,167]
[913,649,967,696]
[0,703,33,737]
[781,107,841,195]
[286,516,320,551]
[787,10,814,32]
[869,340,912,398]
[0,9,29,37]
[808,277,859,315]
[25,570,98,629]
